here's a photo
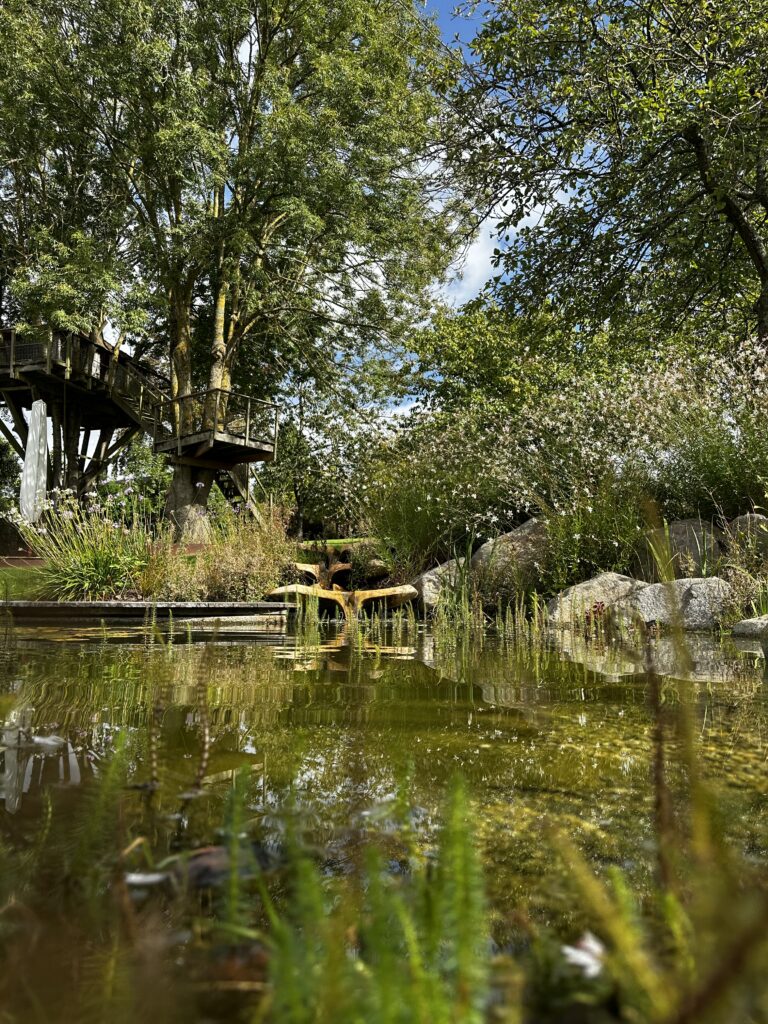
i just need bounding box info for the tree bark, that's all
[164,463,216,541]
[169,292,194,429]
[64,406,82,493]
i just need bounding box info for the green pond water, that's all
[1,619,767,1020]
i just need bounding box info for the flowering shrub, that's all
[142,505,296,601]
[362,339,768,587]
[12,491,152,600]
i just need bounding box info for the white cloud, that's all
[443,220,499,306]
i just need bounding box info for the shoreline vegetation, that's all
[7,497,768,642]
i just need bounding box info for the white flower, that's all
[562,932,605,979]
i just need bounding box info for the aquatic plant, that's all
[2,618,768,1021]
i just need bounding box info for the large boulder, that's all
[547,572,649,626]
[726,513,768,558]
[470,519,549,584]
[615,577,732,632]
[637,519,725,580]
[412,558,465,612]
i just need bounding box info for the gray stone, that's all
[412,558,466,612]
[731,614,768,639]
[726,514,768,557]
[615,576,732,632]
[470,518,549,584]
[637,519,725,580]
[547,572,649,626]
[553,630,763,684]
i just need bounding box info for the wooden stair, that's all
[0,328,278,498]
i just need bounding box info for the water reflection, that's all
[0,706,75,813]
[1,625,766,908]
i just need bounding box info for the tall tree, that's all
[454,0,768,344]
[2,0,464,532]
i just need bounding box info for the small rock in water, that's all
[125,871,172,888]
[731,615,768,639]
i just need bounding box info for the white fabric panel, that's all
[19,399,48,523]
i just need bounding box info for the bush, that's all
[15,491,152,600]
[143,505,296,601]
[362,340,768,589]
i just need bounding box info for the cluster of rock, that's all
[411,512,768,635]
[548,572,732,631]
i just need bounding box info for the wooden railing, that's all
[0,329,168,432]
[0,330,278,458]
[152,388,279,454]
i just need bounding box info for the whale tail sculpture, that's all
[269,553,416,620]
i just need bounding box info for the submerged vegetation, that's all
[1,623,768,1021]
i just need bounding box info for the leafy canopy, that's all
[455,0,768,342]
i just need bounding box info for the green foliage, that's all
[16,493,153,600]
[540,473,647,595]
[110,436,173,523]
[0,438,20,514]
[364,329,768,586]
[262,777,489,1024]
[454,0,768,342]
[0,0,466,413]
[142,505,295,601]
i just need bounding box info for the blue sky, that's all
[423,0,481,47]
[421,1,501,306]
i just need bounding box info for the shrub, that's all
[362,340,768,588]
[13,491,153,600]
[142,505,296,601]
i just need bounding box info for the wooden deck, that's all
[4,600,295,625]
[0,329,279,486]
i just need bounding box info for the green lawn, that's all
[296,537,377,557]
[0,567,41,600]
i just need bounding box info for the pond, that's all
[1,618,767,1020]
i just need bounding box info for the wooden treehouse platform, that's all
[152,389,277,468]
[0,328,278,493]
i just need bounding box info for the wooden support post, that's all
[1,390,28,447]
[80,427,137,492]
[82,427,115,486]
[51,401,63,490]
[0,416,24,459]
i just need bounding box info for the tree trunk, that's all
[64,407,82,493]
[758,284,768,348]
[169,293,194,432]
[165,286,212,537]
[204,278,229,430]
[164,463,215,541]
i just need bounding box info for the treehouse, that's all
[151,389,278,468]
[0,328,278,497]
